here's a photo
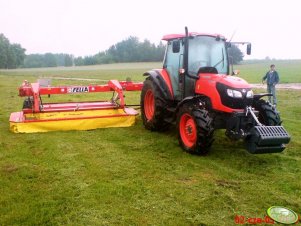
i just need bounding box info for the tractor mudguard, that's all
[143,70,173,100]
[253,93,273,101]
[175,96,202,113]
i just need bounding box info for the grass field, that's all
[237,60,301,84]
[0,61,300,225]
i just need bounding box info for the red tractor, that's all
[140,27,290,154]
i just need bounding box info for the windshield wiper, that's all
[212,49,225,68]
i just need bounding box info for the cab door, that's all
[163,39,183,101]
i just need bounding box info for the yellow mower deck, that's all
[10,108,138,133]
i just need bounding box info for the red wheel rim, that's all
[144,89,155,120]
[179,113,197,148]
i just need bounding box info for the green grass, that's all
[237,59,301,83]
[0,62,300,225]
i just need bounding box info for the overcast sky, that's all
[1,0,300,59]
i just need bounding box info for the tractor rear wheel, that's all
[253,99,281,126]
[141,78,170,131]
[177,104,214,155]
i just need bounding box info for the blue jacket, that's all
[262,70,279,86]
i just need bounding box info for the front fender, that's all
[175,96,203,113]
[253,93,273,101]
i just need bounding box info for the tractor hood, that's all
[217,74,251,89]
[195,73,253,112]
[196,73,252,90]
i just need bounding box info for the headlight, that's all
[227,89,242,98]
[246,90,254,98]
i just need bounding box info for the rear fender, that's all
[143,70,173,100]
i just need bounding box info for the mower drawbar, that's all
[245,125,291,154]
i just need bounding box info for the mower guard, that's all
[10,107,138,133]
[245,125,291,154]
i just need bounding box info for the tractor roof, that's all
[162,33,225,41]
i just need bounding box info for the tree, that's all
[43,53,57,67]
[0,34,26,69]
[23,54,43,68]
[0,34,9,68]
[228,45,244,64]
[11,44,26,67]
[74,56,85,66]
[154,41,165,61]
[64,54,73,66]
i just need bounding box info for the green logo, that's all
[267,206,299,224]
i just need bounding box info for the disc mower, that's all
[140,27,290,154]
[10,79,142,133]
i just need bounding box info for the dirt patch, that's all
[251,83,301,90]
[215,179,240,189]
[2,164,19,173]
[178,177,198,185]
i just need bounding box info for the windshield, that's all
[188,36,228,75]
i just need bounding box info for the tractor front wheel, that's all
[253,99,281,126]
[177,104,214,155]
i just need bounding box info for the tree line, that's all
[23,53,73,68]
[22,36,165,68]
[74,37,166,66]
[0,34,26,69]
[0,34,166,69]
[0,33,244,69]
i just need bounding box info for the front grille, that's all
[216,83,252,109]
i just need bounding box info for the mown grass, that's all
[0,62,300,225]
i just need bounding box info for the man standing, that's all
[262,64,279,106]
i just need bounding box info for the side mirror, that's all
[172,40,180,53]
[247,43,252,55]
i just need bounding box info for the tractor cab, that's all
[163,33,229,100]
[162,32,252,101]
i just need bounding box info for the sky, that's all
[0,0,300,59]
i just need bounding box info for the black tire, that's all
[140,78,170,131]
[176,104,214,155]
[253,99,281,126]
